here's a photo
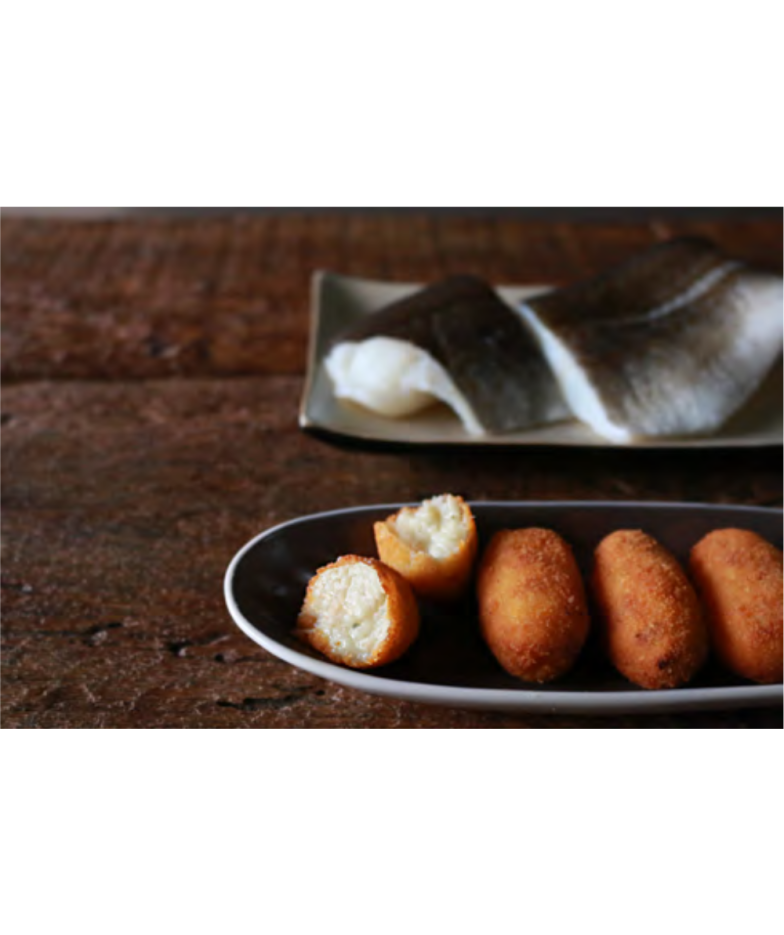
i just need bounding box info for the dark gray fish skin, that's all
[340,275,568,433]
[521,238,784,440]
[528,238,726,330]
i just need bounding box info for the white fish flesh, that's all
[326,275,568,435]
[325,336,485,435]
[517,238,783,442]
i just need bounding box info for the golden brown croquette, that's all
[592,530,708,689]
[296,555,419,668]
[477,528,590,683]
[690,529,783,684]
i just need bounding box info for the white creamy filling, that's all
[393,495,468,559]
[307,563,390,662]
[325,337,485,436]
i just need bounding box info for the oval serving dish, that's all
[224,501,783,715]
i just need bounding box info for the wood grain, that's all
[3,214,781,383]
[1,213,782,729]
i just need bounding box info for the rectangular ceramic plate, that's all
[299,271,783,448]
[224,501,783,715]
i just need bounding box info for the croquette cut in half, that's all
[592,530,708,689]
[296,555,419,669]
[690,528,783,684]
[477,528,590,683]
[374,494,478,601]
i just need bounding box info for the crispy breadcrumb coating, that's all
[477,528,590,682]
[593,530,708,689]
[690,529,783,684]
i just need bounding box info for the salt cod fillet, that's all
[517,238,784,442]
[326,275,568,435]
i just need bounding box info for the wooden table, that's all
[2,212,782,729]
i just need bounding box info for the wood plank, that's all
[5,215,780,382]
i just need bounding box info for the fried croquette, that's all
[477,528,590,682]
[592,530,708,689]
[296,555,419,669]
[374,494,478,601]
[690,529,783,684]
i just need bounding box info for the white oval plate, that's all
[224,501,783,715]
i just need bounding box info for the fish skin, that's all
[520,238,784,441]
[340,275,568,433]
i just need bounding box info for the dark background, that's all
[4,207,781,220]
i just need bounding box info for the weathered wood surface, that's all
[2,214,782,728]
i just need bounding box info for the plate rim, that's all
[223,500,784,714]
